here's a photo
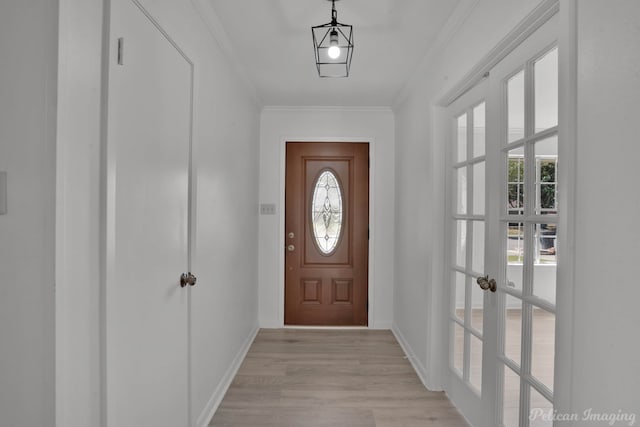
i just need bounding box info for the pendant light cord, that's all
[331,0,338,25]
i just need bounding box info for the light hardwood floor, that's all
[209,329,469,427]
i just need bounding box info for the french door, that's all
[446,13,559,427]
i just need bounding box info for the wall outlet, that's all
[260,203,276,215]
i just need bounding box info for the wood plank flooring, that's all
[209,329,469,427]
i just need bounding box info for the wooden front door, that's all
[285,142,369,326]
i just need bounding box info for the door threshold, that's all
[283,325,369,330]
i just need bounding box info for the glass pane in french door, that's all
[499,42,558,426]
[450,101,486,396]
[503,364,521,427]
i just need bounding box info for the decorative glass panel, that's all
[311,170,343,254]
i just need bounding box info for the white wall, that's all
[569,0,640,421]
[0,2,57,426]
[258,107,395,329]
[56,0,261,426]
[56,1,104,425]
[393,0,543,389]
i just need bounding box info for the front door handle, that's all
[180,272,197,288]
[287,244,295,252]
[476,275,497,292]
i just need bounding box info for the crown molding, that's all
[262,105,394,114]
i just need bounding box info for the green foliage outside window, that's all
[539,161,556,210]
[507,158,556,212]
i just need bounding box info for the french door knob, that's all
[180,272,197,288]
[476,275,497,292]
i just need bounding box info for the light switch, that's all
[0,172,6,215]
[260,203,276,215]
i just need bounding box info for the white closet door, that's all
[105,0,193,425]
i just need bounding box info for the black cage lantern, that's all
[311,0,354,78]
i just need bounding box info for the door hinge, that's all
[117,37,124,65]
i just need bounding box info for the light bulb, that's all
[328,28,340,59]
[328,45,341,59]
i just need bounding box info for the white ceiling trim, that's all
[189,0,263,106]
[262,105,393,113]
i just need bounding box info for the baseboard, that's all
[196,325,259,427]
[370,320,393,330]
[391,323,430,389]
[258,319,282,329]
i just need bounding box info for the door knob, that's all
[476,275,497,292]
[287,244,295,252]
[288,232,295,239]
[180,272,197,288]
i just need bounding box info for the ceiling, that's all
[207,0,462,107]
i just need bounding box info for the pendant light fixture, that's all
[311,0,354,78]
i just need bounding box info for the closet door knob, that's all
[180,272,197,288]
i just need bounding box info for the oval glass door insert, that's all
[311,170,343,254]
